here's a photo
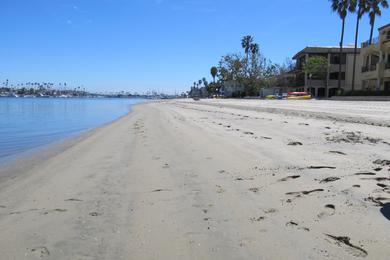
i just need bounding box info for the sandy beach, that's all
[0,99,389,260]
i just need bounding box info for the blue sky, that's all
[1,0,389,94]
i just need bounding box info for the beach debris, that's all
[319,177,340,183]
[89,212,101,217]
[353,184,361,188]
[243,131,254,135]
[308,166,336,169]
[288,141,303,146]
[325,234,368,257]
[249,187,260,193]
[260,136,272,140]
[329,151,347,155]
[278,175,301,182]
[162,163,170,169]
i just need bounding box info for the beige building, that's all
[360,23,390,92]
[293,46,363,97]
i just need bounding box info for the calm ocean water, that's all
[0,98,143,163]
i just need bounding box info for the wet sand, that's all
[0,100,389,259]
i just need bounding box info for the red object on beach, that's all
[287,92,310,96]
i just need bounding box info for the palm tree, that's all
[367,0,389,44]
[330,0,357,90]
[210,66,218,83]
[352,0,368,91]
[241,35,254,62]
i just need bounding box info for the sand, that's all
[0,99,389,259]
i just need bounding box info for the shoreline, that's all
[0,101,147,182]
[0,100,389,259]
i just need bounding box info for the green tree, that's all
[367,0,389,44]
[330,0,357,89]
[303,56,330,96]
[210,66,218,83]
[241,35,254,62]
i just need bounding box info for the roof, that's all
[292,46,360,59]
[378,23,390,31]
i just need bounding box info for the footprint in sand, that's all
[250,216,265,223]
[42,208,67,215]
[65,198,83,202]
[319,177,340,183]
[286,221,310,232]
[318,204,336,218]
[249,187,260,193]
[278,175,301,182]
[329,151,347,155]
[29,246,50,258]
[288,141,303,146]
[308,166,336,170]
[263,208,278,214]
[325,234,368,258]
[286,189,324,197]
[216,185,225,194]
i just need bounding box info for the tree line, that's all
[189,0,388,98]
[189,36,294,98]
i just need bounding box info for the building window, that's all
[371,55,379,65]
[330,54,346,65]
[329,72,345,80]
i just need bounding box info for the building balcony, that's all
[362,64,377,73]
[361,38,380,55]
[362,37,379,48]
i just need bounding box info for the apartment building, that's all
[292,46,362,97]
[360,23,390,92]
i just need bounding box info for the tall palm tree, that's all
[241,35,254,62]
[367,0,389,44]
[330,0,357,89]
[250,43,259,56]
[352,0,368,91]
[210,66,218,83]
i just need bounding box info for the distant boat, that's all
[38,93,50,98]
